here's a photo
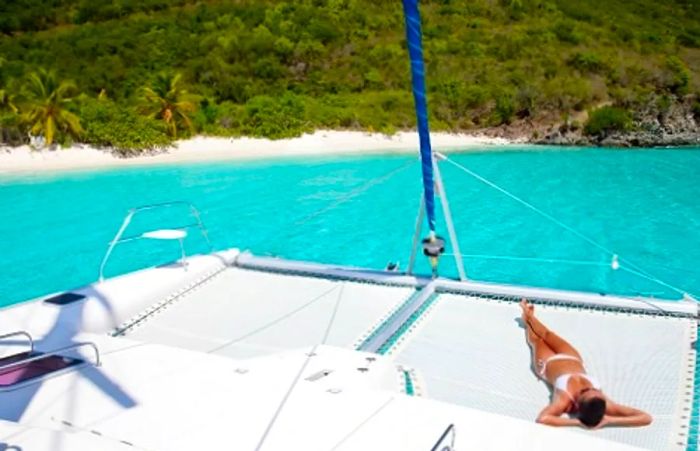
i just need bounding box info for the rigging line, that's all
[328,397,395,451]
[206,285,340,354]
[321,283,345,344]
[443,253,610,267]
[448,252,697,302]
[621,266,699,301]
[264,158,416,256]
[617,290,674,315]
[440,154,683,290]
[254,284,345,451]
[439,154,695,298]
[293,159,416,228]
[439,155,616,255]
[254,344,319,451]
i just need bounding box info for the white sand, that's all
[0,130,516,174]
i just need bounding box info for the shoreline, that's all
[0,131,517,175]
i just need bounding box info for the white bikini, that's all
[538,354,601,399]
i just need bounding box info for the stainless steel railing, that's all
[0,331,34,354]
[0,341,101,373]
[98,201,213,281]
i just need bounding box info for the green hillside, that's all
[0,0,699,150]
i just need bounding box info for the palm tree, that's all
[141,73,197,137]
[20,69,83,147]
[0,82,19,145]
[0,57,15,114]
[0,86,17,114]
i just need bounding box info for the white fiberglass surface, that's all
[0,339,644,451]
[126,268,413,358]
[390,294,695,451]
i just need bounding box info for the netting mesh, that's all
[388,293,696,450]
[116,259,699,449]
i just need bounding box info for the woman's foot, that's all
[520,298,535,321]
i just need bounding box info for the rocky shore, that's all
[481,97,700,148]
[536,98,700,147]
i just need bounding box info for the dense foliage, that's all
[584,106,632,136]
[0,0,699,150]
[79,97,172,154]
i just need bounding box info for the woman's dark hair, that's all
[578,396,606,427]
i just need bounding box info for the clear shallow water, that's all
[1,146,699,307]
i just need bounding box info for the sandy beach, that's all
[0,131,515,174]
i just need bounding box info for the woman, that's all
[520,299,652,428]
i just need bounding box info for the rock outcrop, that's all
[533,97,700,147]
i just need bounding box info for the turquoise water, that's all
[1,146,699,307]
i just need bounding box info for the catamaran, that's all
[0,2,697,450]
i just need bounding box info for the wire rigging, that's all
[437,152,698,300]
[265,159,416,257]
[254,284,346,451]
[206,285,340,354]
[294,159,416,228]
[444,253,611,267]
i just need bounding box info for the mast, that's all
[402,0,466,280]
[402,0,436,233]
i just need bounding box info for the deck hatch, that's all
[43,292,86,306]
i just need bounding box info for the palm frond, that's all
[19,69,82,146]
[58,109,83,136]
[140,72,197,137]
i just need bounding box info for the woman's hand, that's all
[603,401,653,427]
[536,397,581,427]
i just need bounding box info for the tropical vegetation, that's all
[19,69,83,146]
[0,0,698,150]
[140,73,197,138]
[584,106,632,137]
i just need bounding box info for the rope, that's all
[254,284,345,451]
[444,253,610,267]
[253,344,319,451]
[293,159,415,228]
[438,153,698,300]
[146,284,346,451]
[621,267,698,301]
[451,253,677,313]
[265,159,416,254]
[207,285,339,354]
[447,253,699,303]
[321,283,345,344]
[328,397,395,451]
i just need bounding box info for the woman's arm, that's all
[600,401,652,428]
[537,397,581,427]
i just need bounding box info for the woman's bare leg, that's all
[520,299,582,360]
[521,301,554,377]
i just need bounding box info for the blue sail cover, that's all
[402,0,436,232]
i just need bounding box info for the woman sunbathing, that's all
[520,299,652,429]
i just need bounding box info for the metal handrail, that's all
[0,331,34,353]
[0,342,101,373]
[98,201,213,281]
[430,424,455,451]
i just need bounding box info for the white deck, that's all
[125,267,414,358]
[390,293,697,450]
[0,333,644,451]
[0,251,695,450]
[0,251,236,345]
[0,420,136,450]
